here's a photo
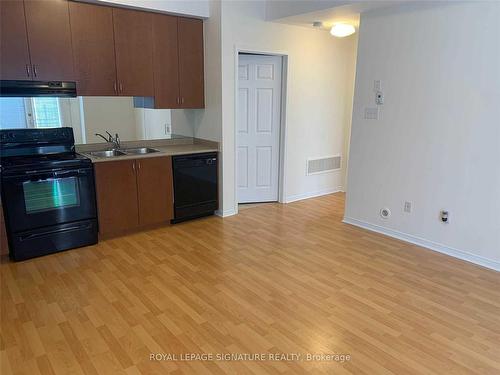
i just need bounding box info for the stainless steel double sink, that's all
[89,147,160,158]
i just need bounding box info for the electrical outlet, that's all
[376,91,384,105]
[404,201,412,213]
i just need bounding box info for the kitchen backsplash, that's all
[0,96,195,144]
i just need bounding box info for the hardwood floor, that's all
[1,193,499,374]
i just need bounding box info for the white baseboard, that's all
[284,186,344,204]
[215,208,237,218]
[342,217,500,272]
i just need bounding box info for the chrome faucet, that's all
[95,131,120,149]
[95,132,110,143]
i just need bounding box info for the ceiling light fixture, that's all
[330,24,356,37]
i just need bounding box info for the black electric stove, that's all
[0,128,98,261]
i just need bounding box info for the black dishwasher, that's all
[172,152,218,223]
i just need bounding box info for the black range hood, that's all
[0,80,77,97]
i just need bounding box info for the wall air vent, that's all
[307,155,341,175]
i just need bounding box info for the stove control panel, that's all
[0,128,75,158]
[0,128,73,143]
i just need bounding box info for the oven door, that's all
[1,167,97,233]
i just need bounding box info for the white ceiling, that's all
[266,0,410,30]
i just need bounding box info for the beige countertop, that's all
[77,138,219,163]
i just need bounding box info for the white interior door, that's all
[237,54,282,203]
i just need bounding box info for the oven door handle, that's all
[24,169,87,180]
[53,170,86,178]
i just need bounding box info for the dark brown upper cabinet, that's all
[113,8,154,97]
[0,0,31,80]
[178,17,204,108]
[0,0,74,81]
[24,0,75,81]
[152,14,180,108]
[153,15,204,109]
[1,0,204,104]
[69,2,117,96]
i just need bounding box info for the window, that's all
[0,97,27,128]
[0,97,62,129]
[31,98,62,128]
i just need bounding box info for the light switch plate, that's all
[364,107,379,120]
[374,80,382,91]
[404,201,412,213]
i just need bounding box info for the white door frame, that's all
[233,46,289,213]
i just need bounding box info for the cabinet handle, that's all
[33,65,37,77]
[132,161,135,171]
[137,161,141,170]
[181,97,185,104]
[26,64,30,78]
[114,81,117,94]
[119,82,123,93]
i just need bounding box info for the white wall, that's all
[82,0,209,18]
[345,2,500,270]
[172,0,223,144]
[81,97,137,143]
[196,0,223,142]
[80,98,194,143]
[219,0,358,214]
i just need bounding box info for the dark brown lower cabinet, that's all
[94,157,173,238]
[94,160,139,237]
[136,156,173,226]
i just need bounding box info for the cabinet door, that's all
[94,160,139,236]
[69,2,117,95]
[152,14,180,108]
[24,0,75,81]
[0,0,31,80]
[136,157,173,226]
[178,17,204,108]
[113,8,154,96]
